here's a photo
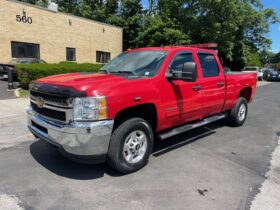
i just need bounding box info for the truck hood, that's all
[36,72,149,97]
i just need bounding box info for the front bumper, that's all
[26,106,114,163]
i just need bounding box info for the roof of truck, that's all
[126,46,216,53]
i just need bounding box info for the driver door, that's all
[161,51,204,127]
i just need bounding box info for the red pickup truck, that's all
[27,46,257,173]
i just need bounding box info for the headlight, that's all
[74,97,107,121]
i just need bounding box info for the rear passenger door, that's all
[197,52,225,117]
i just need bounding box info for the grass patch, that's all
[15,88,30,98]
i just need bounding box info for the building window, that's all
[66,48,76,61]
[11,41,40,58]
[96,51,111,63]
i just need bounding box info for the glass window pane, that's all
[198,54,219,77]
[66,48,76,61]
[96,51,111,63]
[170,53,194,72]
[11,42,40,59]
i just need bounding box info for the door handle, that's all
[192,85,202,91]
[217,81,225,87]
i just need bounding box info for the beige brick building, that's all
[0,0,123,64]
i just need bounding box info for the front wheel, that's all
[225,97,248,127]
[107,118,154,174]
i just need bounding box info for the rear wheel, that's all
[107,118,154,174]
[226,97,248,127]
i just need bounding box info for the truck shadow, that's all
[29,140,117,180]
[29,121,225,180]
[153,121,224,156]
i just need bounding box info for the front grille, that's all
[31,102,66,121]
[30,90,70,107]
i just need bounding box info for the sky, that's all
[141,0,280,53]
[261,0,280,53]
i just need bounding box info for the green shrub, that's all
[16,63,102,89]
[59,61,78,64]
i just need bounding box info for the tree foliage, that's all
[18,0,278,68]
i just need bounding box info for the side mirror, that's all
[166,62,197,82]
[181,62,197,82]
[223,67,231,73]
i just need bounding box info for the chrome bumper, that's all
[26,106,114,158]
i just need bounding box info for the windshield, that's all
[100,50,168,77]
[9,58,32,64]
[9,58,46,64]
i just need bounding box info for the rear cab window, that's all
[197,53,219,77]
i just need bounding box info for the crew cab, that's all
[26,46,257,173]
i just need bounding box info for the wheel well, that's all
[113,104,157,132]
[239,87,252,102]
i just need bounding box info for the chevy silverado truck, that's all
[27,46,257,173]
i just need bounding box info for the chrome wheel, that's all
[122,130,148,164]
[238,104,246,121]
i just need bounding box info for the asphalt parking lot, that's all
[0,81,279,210]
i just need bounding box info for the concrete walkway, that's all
[250,133,280,210]
[0,98,32,150]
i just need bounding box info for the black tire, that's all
[107,118,154,174]
[225,97,248,127]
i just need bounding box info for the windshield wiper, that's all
[99,69,110,74]
[113,71,138,76]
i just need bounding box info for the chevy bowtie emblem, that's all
[36,97,45,108]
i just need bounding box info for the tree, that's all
[18,0,48,7]
[115,0,144,49]
[157,0,278,69]
[53,0,80,14]
[138,15,190,47]
[17,0,278,67]
[273,52,280,64]
[259,50,275,65]
[246,51,262,67]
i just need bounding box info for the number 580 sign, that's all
[16,15,32,24]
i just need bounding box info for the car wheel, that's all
[107,118,154,174]
[226,97,248,127]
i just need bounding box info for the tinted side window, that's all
[198,54,219,77]
[170,53,194,72]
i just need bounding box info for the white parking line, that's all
[0,194,24,210]
[250,134,280,210]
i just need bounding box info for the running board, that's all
[158,114,225,140]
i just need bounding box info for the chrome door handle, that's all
[217,81,225,87]
[192,85,202,91]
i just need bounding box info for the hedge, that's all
[16,63,102,89]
